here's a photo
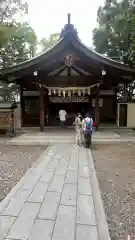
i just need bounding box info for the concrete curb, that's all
[88,149,111,240]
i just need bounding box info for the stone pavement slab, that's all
[28,181,49,203]
[40,171,54,182]
[7,202,40,240]
[0,144,110,240]
[76,224,98,240]
[0,216,15,238]
[1,189,30,217]
[65,169,78,183]
[52,205,76,240]
[38,191,61,221]
[28,219,54,240]
[77,195,96,225]
[61,183,77,206]
[49,175,65,193]
[78,177,92,195]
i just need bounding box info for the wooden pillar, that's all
[95,84,100,131]
[39,85,44,132]
[20,86,24,127]
[124,82,127,101]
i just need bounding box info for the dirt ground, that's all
[92,143,135,239]
[0,145,46,201]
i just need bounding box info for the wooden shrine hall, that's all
[1,14,135,131]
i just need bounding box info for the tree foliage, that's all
[0,0,60,101]
[38,33,60,53]
[93,0,135,100]
[0,0,28,23]
[0,0,28,100]
[93,0,135,65]
[0,0,33,68]
[0,22,37,68]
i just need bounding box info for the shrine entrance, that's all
[48,102,90,126]
[48,95,91,125]
[1,14,135,131]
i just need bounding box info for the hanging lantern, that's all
[58,90,61,96]
[83,89,85,96]
[68,90,71,97]
[72,89,75,95]
[88,88,90,95]
[48,89,51,96]
[33,71,38,76]
[63,90,66,97]
[53,89,56,95]
[78,90,81,96]
[80,90,82,96]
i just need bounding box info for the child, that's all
[73,113,82,146]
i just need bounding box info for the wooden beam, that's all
[39,86,44,132]
[95,84,100,131]
[67,67,71,76]
[124,82,128,101]
[55,66,67,76]
[71,66,84,76]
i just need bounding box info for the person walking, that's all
[59,108,67,129]
[73,113,82,146]
[82,113,93,148]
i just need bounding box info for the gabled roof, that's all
[0,13,135,80]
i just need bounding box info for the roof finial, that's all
[68,13,71,25]
[60,13,78,38]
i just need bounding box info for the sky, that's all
[26,0,105,47]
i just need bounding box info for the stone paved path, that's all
[0,144,110,240]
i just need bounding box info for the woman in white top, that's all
[73,113,82,146]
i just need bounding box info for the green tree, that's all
[0,0,32,101]
[38,33,60,53]
[0,22,37,68]
[0,0,28,48]
[0,0,30,67]
[93,0,135,101]
[0,0,28,23]
[93,0,135,64]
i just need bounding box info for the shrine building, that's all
[1,14,135,131]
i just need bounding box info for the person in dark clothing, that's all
[82,113,93,148]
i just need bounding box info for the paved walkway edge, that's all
[88,150,111,240]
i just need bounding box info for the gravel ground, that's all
[0,145,46,201]
[92,143,135,240]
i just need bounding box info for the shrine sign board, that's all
[49,96,89,103]
[92,98,103,107]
